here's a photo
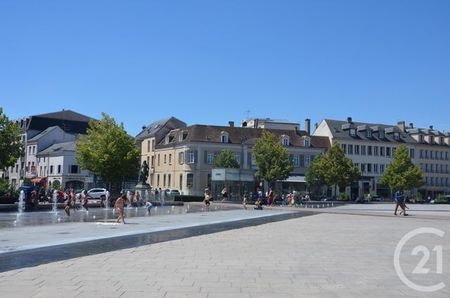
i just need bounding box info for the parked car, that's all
[371,195,382,202]
[85,188,109,205]
[163,189,180,199]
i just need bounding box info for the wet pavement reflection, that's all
[0,204,239,229]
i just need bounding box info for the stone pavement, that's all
[0,207,448,298]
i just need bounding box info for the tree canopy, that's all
[380,144,423,191]
[306,144,360,190]
[76,113,140,187]
[213,149,240,168]
[253,130,293,184]
[0,107,23,169]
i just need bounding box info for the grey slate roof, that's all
[323,119,416,143]
[33,110,94,122]
[37,141,76,156]
[135,117,187,141]
[27,126,60,142]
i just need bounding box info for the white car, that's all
[164,189,180,198]
[87,188,109,205]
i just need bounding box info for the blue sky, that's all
[1,0,449,136]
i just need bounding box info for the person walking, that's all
[221,187,228,202]
[394,190,407,216]
[242,193,248,209]
[204,187,211,210]
[64,196,71,216]
[268,188,274,206]
[82,190,89,211]
[115,194,127,224]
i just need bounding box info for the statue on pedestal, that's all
[138,160,149,185]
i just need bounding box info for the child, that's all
[145,201,153,215]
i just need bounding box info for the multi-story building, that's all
[36,141,93,190]
[313,117,450,198]
[3,110,93,188]
[405,123,450,197]
[138,119,329,196]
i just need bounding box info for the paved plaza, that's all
[0,204,449,297]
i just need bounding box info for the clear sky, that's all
[1,0,449,136]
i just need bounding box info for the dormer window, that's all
[179,133,183,142]
[165,135,170,144]
[281,135,289,146]
[394,132,400,141]
[430,136,435,144]
[379,130,385,139]
[419,135,424,143]
[440,137,444,145]
[220,131,229,143]
[366,129,372,138]
[304,137,310,148]
[350,128,356,137]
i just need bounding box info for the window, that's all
[366,130,372,138]
[168,174,171,187]
[69,165,79,174]
[430,164,434,173]
[367,163,372,173]
[157,154,160,166]
[33,146,35,154]
[373,146,379,156]
[163,174,166,187]
[178,152,184,165]
[360,164,366,173]
[57,165,61,174]
[164,154,167,164]
[440,137,445,145]
[386,147,391,158]
[147,140,151,152]
[304,138,310,148]
[15,164,19,173]
[169,154,172,164]
[430,136,434,144]
[341,144,347,154]
[380,164,385,173]
[348,144,353,155]
[179,174,183,190]
[446,152,449,160]
[152,139,155,151]
[425,164,429,173]
[293,155,300,167]
[350,128,356,137]
[165,135,170,144]
[379,130,385,139]
[440,151,444,160]
[425,150,429,159]
[50,165,54,174]
[380,146,385,157]
[374,164,378,173]
[355,145,360,155]
[394,132,400,140]
[368,146,372,156]
[220,132,229,143]
[187,151,196,163]
[361,145,366,155]
[234,153,241,164]
[207,153,214,165]
[151,156,155,167]
[28,146,32,154]
[409,148,415,159]
[282,135,289,146]
[157,174,160,186]
[420,150,423,159]
[187,173,194,188]
[304,155,311,167]
[419,135,424,143]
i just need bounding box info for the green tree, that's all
[253,130,293,186]
[380,145,423,191]
[76,113,140,189]
[0,107,23,169]
[305,153,326,195]
[213,149,240,168]
[306,144,360,195]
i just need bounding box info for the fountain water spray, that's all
[18,190,25,214]
[52,190,58,213]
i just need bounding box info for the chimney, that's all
[228,121,234,127]
[429,125,434,130]
[305,118,311,136]
[409,123,414,128]
[142,126,146,130]
[397,121,405,132]
[347,117,352,123]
